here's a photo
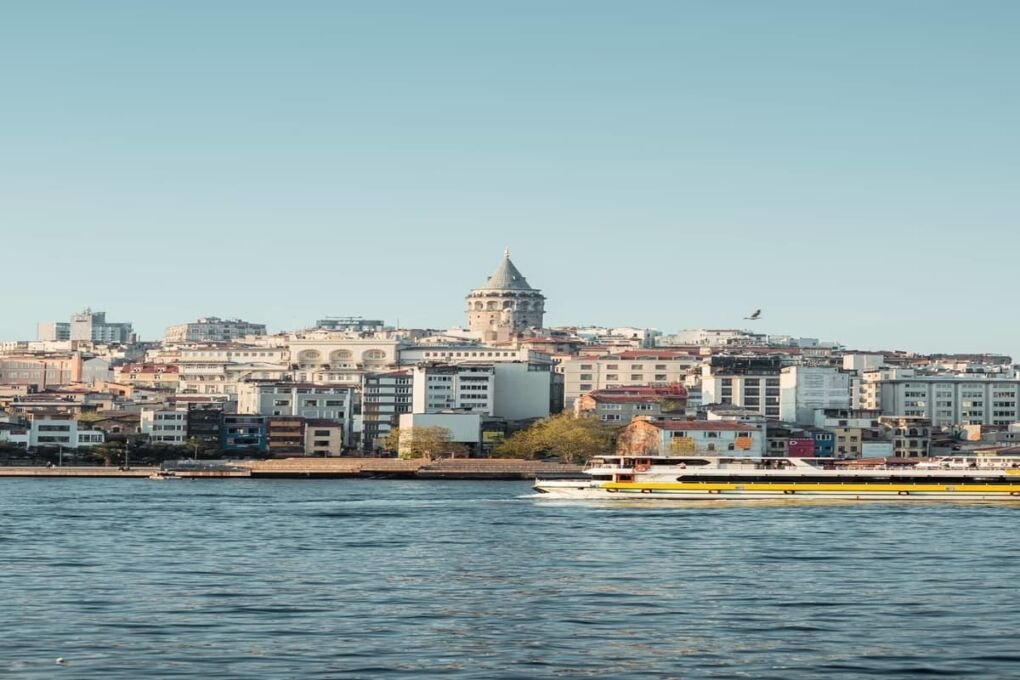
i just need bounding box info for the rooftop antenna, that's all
[504,246,510,258]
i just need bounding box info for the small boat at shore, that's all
[148,470,180,480]
[534,453,1020,502]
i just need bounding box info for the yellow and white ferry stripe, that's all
[603,481,1020,494]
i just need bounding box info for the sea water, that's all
[1,478,1018,678]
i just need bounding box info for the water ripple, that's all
[1,478,1018,678]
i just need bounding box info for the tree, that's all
[396,426,468,460]
[382,427,402,455]
[87,441,124,467]
[494,413,616,464]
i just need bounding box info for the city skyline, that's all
[3,2,1018,357]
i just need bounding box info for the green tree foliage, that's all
[494,413,616,464]
[396,426,468,460]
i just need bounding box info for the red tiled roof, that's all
[643,420,758,432]
[592,394,685,404]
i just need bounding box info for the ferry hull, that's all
[534,481,1020,502]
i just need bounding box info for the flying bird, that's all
[744,309,761,321]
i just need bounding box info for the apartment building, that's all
[412,364,495,415]
[813,408,884,458]
[861,369,1020,426]
[140,408,188,445]
[700,356,786,419]
[26,415,105,449]
[560,351,700,407]
[616,418,764,457]
[165,317,267,343]
[36,309,134,344]
[175,345,290,395]
[574,385,688,424]
[113,363,180,390]
[778,366,851,425]
[361,371,412,450]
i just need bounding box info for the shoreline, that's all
[0,458,584,481]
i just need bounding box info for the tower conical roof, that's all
[477,249,535,291]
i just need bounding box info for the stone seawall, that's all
[240,457,584,480]
[0,466,157,478]
[0,459,584,480]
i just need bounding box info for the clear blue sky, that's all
[2,2,1018,356]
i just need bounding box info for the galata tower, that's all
[465,249,546,340]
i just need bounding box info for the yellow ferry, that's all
[534,453,1020,502]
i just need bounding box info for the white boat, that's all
[534,453,1020,502]
[148,470,180,480]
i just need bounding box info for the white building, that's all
[779,366,851,425]
[412,364,495,415]
[238,383,353,419]
[287,336,402,386]
[700,356,785,419]
[398,345,536,365]
[165,317,267,344]
[237,382,354,443]
[843,353,886,374]
[26,416,105,449]
[362,370,413,450]
[140,408,189,445]
[861,369,1020,426]
[72,309,135,343]
[175,345,290,395]
[36,322,71,342]
[560,351,700,407]
[671,329,767,347]
[397,412,482,451]
[410,362,551,421]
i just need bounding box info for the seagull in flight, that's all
[744,309,762,321]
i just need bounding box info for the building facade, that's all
[140,408,188,445]
[54,309,135,343]
[861,369,1020,426]
[574,385,688,424]
[616,418,764,457]
[700,356,785,419]
[560,351,700,407]
[779,366,851,425]
[361,371,413,451]
[164,317,267,343]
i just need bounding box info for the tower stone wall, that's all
[465,250,545,338]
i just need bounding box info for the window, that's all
[325,400,344,407]
[273,399,289,406]
[314,430,331,436]
[630,374,642,381]
[580,374,593,381]
[580,384,592,391]
[606,374,618,381]
[655,374,667,381]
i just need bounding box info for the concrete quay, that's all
[0,459,583,480]
[0,466,158,478]
[240,457,584,480]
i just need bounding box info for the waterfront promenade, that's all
[0,458,583,480]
